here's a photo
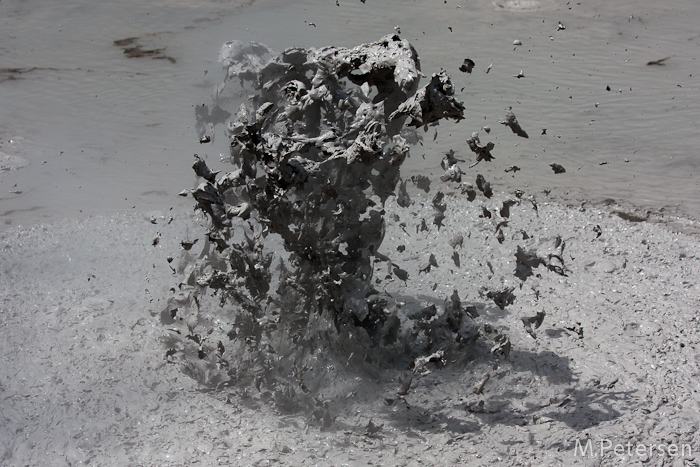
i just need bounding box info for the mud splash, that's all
[164,34,523,421]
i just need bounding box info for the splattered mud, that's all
[1,0,700,466]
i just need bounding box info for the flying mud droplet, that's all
[440,149,459,171]
[411,175,431,192]
[500,199,517,218]
[491,334,511,359]
[419,253,439,274]
[389,71,465,127]
[461,182,477,201]
[496,227,505,244]
[397,178,412,207]
[192,154,219,183]
[593,224,602,238]
[486,287,516,310]
[522,310,546,338]
[550,163,566,174]
[467,132,496,167]
[459,58,475,73]
[647,57,670,66]
[180,238,199,251]
[432,191,446,212]
[392,263,409,282]
[499,108,529,138]
[476,174,493,198]
[419,218,429,232]
[440,150,463,182]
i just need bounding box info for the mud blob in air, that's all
[500,108,529,138]
[467,132,496,167]
[166,34,476,401]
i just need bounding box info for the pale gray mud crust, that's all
[1,195,700,465]
[374,189,700,466]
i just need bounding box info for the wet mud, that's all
[1,1,700,465]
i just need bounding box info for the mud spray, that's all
[164,34,551,426]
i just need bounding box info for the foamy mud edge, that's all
[1,192,699,466]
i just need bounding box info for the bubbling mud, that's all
[163,34,530,419]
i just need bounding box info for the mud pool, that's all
[1,1,700,466]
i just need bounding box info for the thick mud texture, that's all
[166,35,480,416]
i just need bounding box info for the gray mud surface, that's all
[2,195,700,465]
[1,0,700,466]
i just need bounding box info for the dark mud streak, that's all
[113,37,177,64]
[0,66,75,82]
[614,210,648,222]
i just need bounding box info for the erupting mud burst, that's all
[163,34,514,419]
